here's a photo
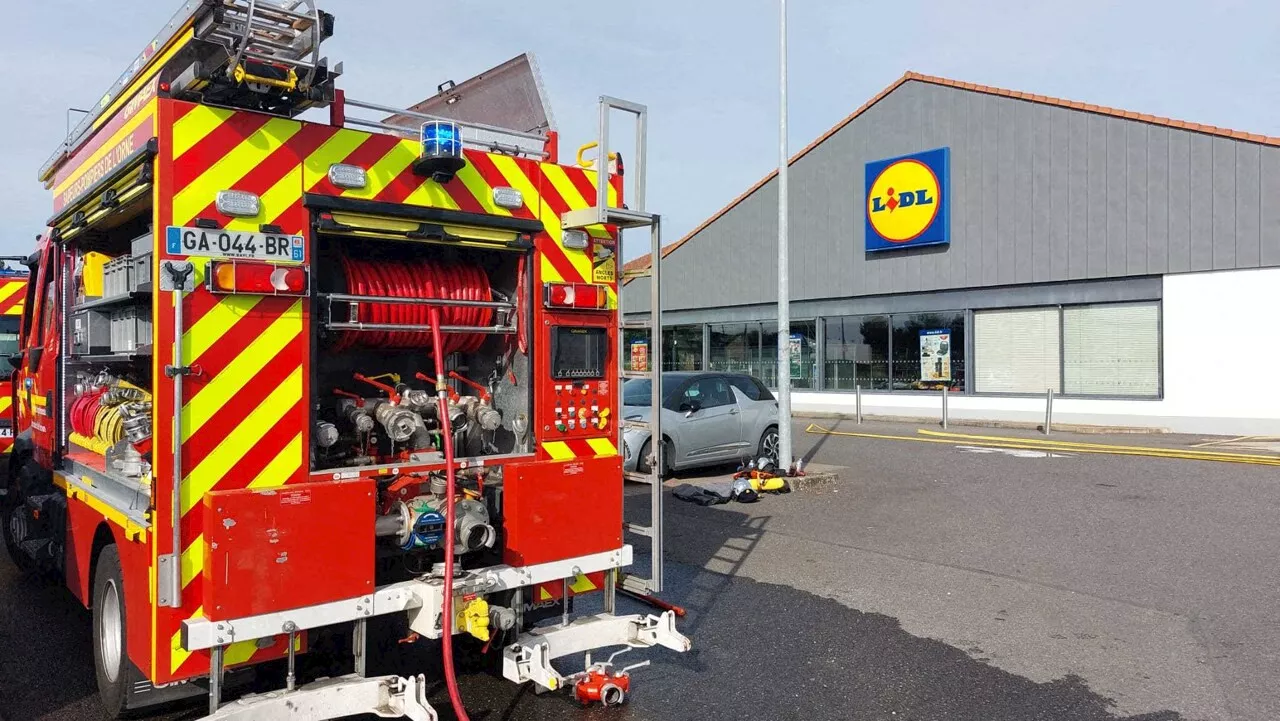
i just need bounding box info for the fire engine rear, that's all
[5,2,681,719]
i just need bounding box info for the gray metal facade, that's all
[623,79,1280,315]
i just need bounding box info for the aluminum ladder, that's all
[561,97,664,596]
[40,0,333,182]
[198,0,329,90]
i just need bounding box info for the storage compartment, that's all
[71,310,112,356]
[109,306,151,353]
[311,232,532,472]
[129,233,153,292]
[102,256,134,298]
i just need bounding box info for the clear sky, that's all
[2,0,1276,260]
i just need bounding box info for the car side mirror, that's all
[7,351,22,370]
[679,400,701,416]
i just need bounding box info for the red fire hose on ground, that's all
[427,306,471,721]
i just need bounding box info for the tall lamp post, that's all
[775,0,793,471]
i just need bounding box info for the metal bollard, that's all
[941,386,949,429]
[1044,388,1054,435]
[855,384,862,424]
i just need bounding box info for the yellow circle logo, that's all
[866,159,941,243]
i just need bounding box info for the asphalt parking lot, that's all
[2,418,1278,721]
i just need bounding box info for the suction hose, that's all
[428,306,471,721]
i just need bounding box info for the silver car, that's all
[621,372,781,476]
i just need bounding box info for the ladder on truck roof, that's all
[562,97,665,597]
[40,0,334,182]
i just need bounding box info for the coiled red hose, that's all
[70,389,106,437]
[333,257,493,355]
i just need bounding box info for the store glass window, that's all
[761,320,816,389]
[1063,303,1160,397]
[663,325,704,371]
[891,312,966,392]
[974,308,1061,394]
[823,315,890,391]
[622,327,651,372]
[708,323,760,375]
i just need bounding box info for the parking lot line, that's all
[803,424,1280,467]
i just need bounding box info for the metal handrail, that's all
[321,292,513,310]
[326,322,515,335]
[342,97,550,158]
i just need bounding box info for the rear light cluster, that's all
[544,282,607,310]
[210,260,307,295]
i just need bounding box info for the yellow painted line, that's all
[917,429,1280,462]
[543,441,575,461]
[804,424,1280,467]
[586,437,618,457]
[181,299,301,440]
[181,367,303,516]
[245,433,303,490]
[172,105,234,160]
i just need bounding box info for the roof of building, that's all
[622,70,1280,281]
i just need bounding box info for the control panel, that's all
[549,381,612,435]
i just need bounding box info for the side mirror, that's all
[679,400,701,417]
[6,351,22,370]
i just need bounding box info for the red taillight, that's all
[210,261,307,295]
[544,282,606,310]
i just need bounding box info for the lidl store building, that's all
[622,72,1280,435]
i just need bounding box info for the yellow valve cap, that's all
[459,598,491,642]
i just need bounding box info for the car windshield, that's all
[622,376,680,407]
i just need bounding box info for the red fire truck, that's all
[5,1,677,718]
[0,262,28,455]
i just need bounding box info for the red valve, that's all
[353,373,400,403]
[574,667,631,707]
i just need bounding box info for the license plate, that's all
[166,226,304,262]
[0,427,13,439]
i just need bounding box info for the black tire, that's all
[2,455,36,574]
[93,545,131,718]
[758,426,780,464]
[636,438,673,478]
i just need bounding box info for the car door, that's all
[671,376,742,464]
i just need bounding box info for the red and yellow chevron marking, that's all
[541,437,619,462]
[0,279,25,316]
[170,102,314,236]
[533,571,607,601]
[298,125,621,306]
[162,258,307,678]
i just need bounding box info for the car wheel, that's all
[93,545,131,718]
[636,438,673,478]
[758,427,780,464]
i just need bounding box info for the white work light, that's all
[328,163,368,190]
[562,229,589,250]
[492,186,523,210]
[215,190,261,218]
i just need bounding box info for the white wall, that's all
[793,268,1280,436]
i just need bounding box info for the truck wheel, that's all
[93,545,131,718]
[1,463,35,573]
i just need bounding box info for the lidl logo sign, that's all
[865,147,950,251]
